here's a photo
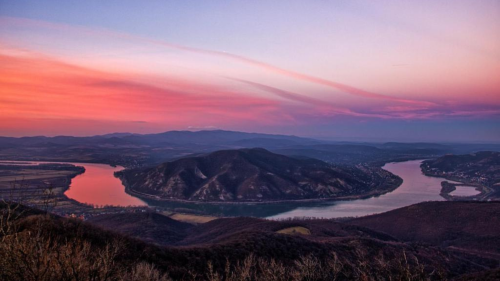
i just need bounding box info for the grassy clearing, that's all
[276,226,311,235]
[169,213,218,224]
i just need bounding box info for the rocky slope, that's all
[116,148,401,202]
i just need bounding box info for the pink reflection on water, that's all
[65,163,146,207]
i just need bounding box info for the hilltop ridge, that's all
[116,148,401,202]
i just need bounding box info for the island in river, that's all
[115,148,402,203]
[2,151,497,220]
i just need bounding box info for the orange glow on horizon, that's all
[0,51,295,136]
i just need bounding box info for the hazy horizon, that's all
[2,128,500,144]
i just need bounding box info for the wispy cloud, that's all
[231,78,392,118]
[0,51,291,131]
[0,16,435,107]
[1,16,498,138]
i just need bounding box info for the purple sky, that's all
[0,0,499,142]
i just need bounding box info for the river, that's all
[64,163,146,207]
[0,160,146,207]
[0,159,457,218]
[269,160,446,219]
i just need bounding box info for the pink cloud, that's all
[0,16,436,107]
[0,51,293,134]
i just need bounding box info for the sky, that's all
[0,0,499,142]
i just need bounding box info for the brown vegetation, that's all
[276,226,311,235]
[2,201,500,280]
[351,201,500,258]
[0,202,453,280]
[169,213,217,224]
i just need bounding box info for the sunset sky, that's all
[1,0,499,142]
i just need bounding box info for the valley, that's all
[1,131,499,220]
[1,131,500,280]
[0,157,487,220]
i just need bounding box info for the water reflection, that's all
[145,160,450,218]
[450,186,481,196]
[1,159,461,218]
[269,160,446,219]
[0,160,146,207]
[65,164,146,207]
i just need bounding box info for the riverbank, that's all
[421,167,495,201]
[0,161,150,220]
[2,159,470,219]
[420,153,500,201]
[440,181,482,200]
[269,160,449,219]
[0,161,92,213]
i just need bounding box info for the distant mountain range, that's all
[1,129,499,168]
[116,148,402,202]
[0,130,318,147]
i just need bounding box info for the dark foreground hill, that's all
[3,202,500,280]
[87,212,193,245]
[89,213,396,247]
[116,148,401,202]
[91,202,500,261]
[351,201,500,259]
